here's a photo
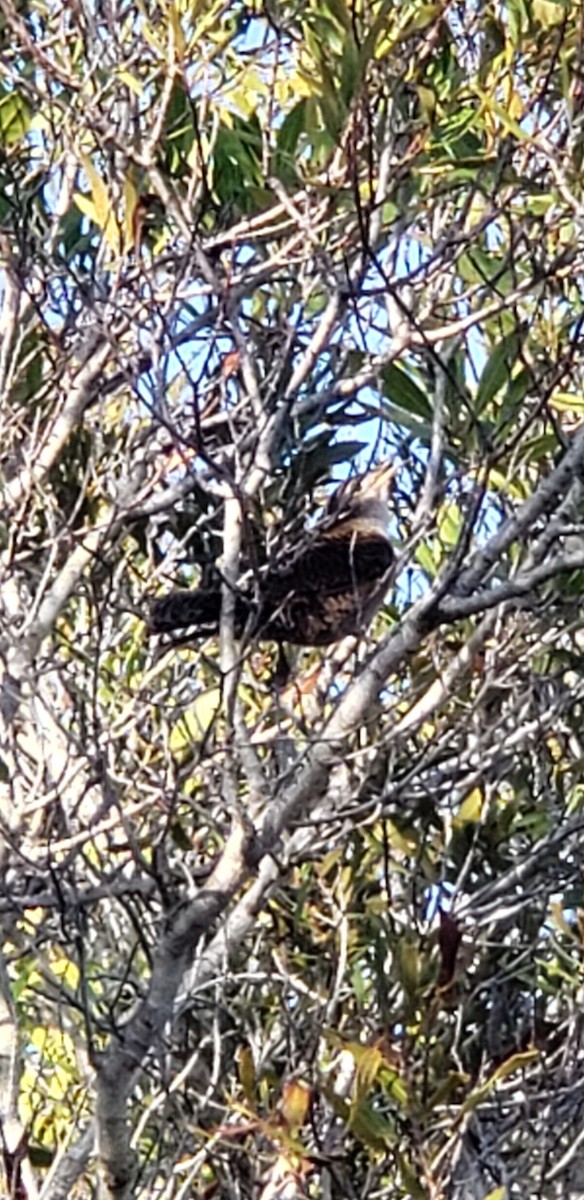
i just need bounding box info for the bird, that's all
[149,462,396,647]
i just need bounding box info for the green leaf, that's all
[276,100,307,159]
[318,80,345,140]
[415,540,440,574]
[396,1152,430,1200]
[304,438,369,470]
[360,0,395,64]
[395,939,420,996]
[475,330,523,414]
[340,32,360,105]
[164,78,195,161]
[321,0,352,31]
[459,249,515,293]
[59,207,85,258]
[501,366,531,419]
[347,1098,394,1150]
[437,500,463,547]
[169,690,221,757]
[0,88,32,146]
[28,1143,54,1168]
[323,1084,393,1151]
[274,100,306,184]
[381,364,433,419]
[214,118,263,209]
[462,1050,539,1114]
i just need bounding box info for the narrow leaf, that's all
[475,330,523,414]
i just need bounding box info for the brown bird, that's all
[150,462,396,647]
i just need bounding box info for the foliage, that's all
[2,0,584,1197]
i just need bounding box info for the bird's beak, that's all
[361,460,398,496]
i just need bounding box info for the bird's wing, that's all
[265,529,394,601]
[258,530,394,645]
[149,533,394,645]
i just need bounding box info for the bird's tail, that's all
[149,588,251,636]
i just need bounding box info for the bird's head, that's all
[326,461,397,533]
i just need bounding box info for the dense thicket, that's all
[2,2,584,1197]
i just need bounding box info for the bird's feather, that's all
[150,530,393,645]
[149,463,396,647]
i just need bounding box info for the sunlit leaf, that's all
[548,391,584,414]
[437,500,463,548]
[462,1051,539,1113]
[533,0,568,26]
[0,88,32,145]
[117,70,143,96]
[454,787,484,826]
[321,0,352,31]
[237,1046,256,1105]
[75,155,120,253]
[281,1080,311,1130]
[169,690,221,755]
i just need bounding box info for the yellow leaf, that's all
[142,17,165,53]
[169,689,221,755]
[80,154,110,224]
[462,1050,538,1113]
[78,155,120,253]
[490,1049,539,1084]
[123,175,139,253]
[48,1063,71,1101]
[533,0,567,26]
[328,1039,386,1099]
[117,70,143,96]
[483,468,529,501]
[476,89,528,142]
[354,1046,384,1094]
[454,787,483,827]
[482,1187,508,1200]
[281,1080,311,1130]
[324,1034,380,1078]
[237,1046,256,1106]
[168,0,186,58]
[22,907,45,929]
[508,89,524,121]
[437,500,463,547]
[50,950,80,991]
[74,193,99,224]
[548,391,584,414]
[384,819,419,855]
[549,900,575,939]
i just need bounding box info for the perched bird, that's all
[150,462,396,647]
